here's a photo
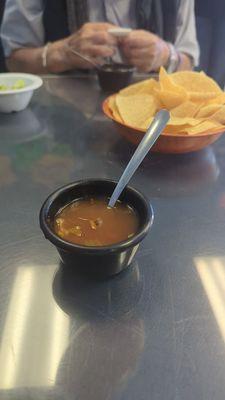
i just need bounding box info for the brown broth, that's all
[54,196,139,246]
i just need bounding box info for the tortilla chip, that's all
[164,125,190,135]
[108,96,123,122]
[140,115,200,132]
[208,92,225,105]
[118,78,158,97]
[140,117,154,130]
[159,67,187,94]
[180,120,221,135]
[116,94,157,128]
[169,117,200,126]
[196,104,222,118]
[154,88,188,109]
[189,91,219,102]
[209,105,225,124]
[171,70,222,94]
[171,101,198,118]
[106,67,225,137]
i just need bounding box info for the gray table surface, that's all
[0,74,225,400]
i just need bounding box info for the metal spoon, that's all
[108,109,170,208]
[65,44,100,69]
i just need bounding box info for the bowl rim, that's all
[39,178,154,254]
[98,63,136,74]
[0,73,43,95]
[102,94,225,138]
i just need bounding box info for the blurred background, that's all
[0,0,6,72]
[195,0,225,87]
[1,0,225,87]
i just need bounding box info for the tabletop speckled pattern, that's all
[0,74,225,400]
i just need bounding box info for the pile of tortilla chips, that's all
[108,67,225,135]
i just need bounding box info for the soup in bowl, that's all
[39,179,153,277]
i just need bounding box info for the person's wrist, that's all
[165,43,180,73]
[41,42,51,70]
[47,39,72,73]
[161,40,170,68]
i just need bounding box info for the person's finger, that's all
[122,31,156,49]
[67,54,95,70]
[84,44,116,58]
[122,37,155,50]
[77,30,117,48]
[131,60,154,72]
[138,64,154,72]
[96,22,118,30]
[90,31,117,46]
[122,46,153,59]
[83,22,118,31]
[67,49,104,69]
[123,54,155,71]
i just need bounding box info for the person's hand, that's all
[120,30,169,72]
[64,22,118,69]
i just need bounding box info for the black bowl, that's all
[97,63,135,93]
[39,179,153,277]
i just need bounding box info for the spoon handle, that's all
[65,45,99,69]
[108,109,170,208]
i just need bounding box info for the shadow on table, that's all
[52,261,145,400]
[52,260,143,321]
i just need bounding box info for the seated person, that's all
[1,0,199,74]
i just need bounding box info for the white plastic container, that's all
[0,73,43,113]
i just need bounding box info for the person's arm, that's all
[6,41,70,74]
[6,47,46,74]
[177,53,192,71]
[1,0,45,71]
[7,23,117,73]
[1,0,117,73]
[120,0,198,73]
[6,38,71,74]
[120,30,192,73]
